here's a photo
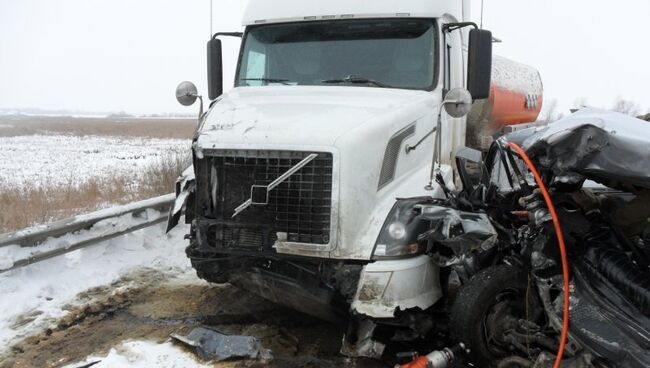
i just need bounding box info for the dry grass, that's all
[0,115,193,234]
[0,154,191,234]
[0,115,196,139]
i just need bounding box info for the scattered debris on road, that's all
[171,327,272,362]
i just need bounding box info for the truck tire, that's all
[449,265,536,365]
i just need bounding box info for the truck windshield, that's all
[236,19,437,90]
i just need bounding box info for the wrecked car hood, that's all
[504,108,650,190]
[195,86,431,148]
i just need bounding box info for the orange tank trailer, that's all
[489,84,543,129]
[466,55,543,149]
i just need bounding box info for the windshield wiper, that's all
[321,75,393,88]
[241,77,292,85]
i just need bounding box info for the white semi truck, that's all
[168,0,542,357]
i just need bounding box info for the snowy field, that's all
[0,134,190,188]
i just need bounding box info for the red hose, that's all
[506,142,570,368]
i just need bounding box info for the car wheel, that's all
[450,265,539,365]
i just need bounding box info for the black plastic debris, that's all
[171,327,272,362]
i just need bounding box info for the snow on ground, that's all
[0,222,193,353]
[62,340,215,368]
[0,134,190,188]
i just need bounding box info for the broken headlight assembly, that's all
[372,198,429,259]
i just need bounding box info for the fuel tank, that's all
[467,55,543,149]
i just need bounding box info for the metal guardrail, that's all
[0,194,175,274]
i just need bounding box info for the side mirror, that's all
[443,88,473,118]
[467,29,492,100]
[175,81,198,106]
[207,38,224,100]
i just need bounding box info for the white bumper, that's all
[351,255,442,318]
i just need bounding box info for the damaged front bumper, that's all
[185,238,442,323]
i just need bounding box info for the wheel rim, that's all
[482,288,526,357]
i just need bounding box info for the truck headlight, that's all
[372,198,428,259]
[387,222,407,240]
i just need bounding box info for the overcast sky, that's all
[1,0,649,115]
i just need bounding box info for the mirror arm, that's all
[211,32,243,40]
[425,89,472,190]
[191,95,207,141]
[183,91,203,117]
[442,22,478,33]
[197,95,204,118]
[405,127,437,153]
[425,100,456,190]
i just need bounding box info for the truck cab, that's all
[169,0,540,356]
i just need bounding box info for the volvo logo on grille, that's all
[232,153,319,218]
[251,185,269,205]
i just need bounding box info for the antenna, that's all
[210,0,213,38]
[480,0,484,29]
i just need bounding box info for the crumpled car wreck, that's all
[393,108,650,367]
[169,107,650,367]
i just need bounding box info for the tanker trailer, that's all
[467,55,543,150]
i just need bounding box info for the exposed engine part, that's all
[531,351,594,368]
[505,141,571,368]
[568,267,650,367]
[584,246,650,315]
[533,276,580,353]
[612,188,650,236]
[397,343,467,368]
[535,260,650,367]
[518,189,541,208]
